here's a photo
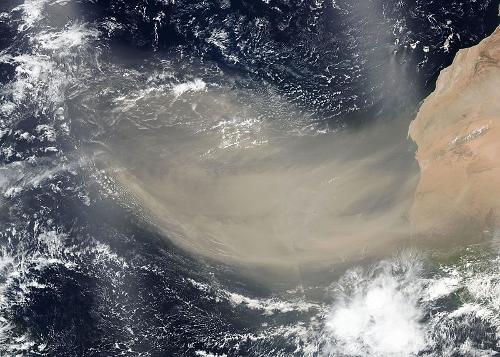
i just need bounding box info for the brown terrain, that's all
[409,26,500,236]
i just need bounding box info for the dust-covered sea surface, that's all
[0,0,499,356]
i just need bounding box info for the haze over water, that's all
[0,0,499,356]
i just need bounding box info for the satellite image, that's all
[0,0,499,356]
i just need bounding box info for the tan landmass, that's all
[409,26,500,235]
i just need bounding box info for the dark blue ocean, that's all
[0,0,499,355]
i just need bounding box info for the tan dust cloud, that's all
[94,84,420,272]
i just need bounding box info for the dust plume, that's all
[90,81,421,273]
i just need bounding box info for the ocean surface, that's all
[0,0,499,355]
